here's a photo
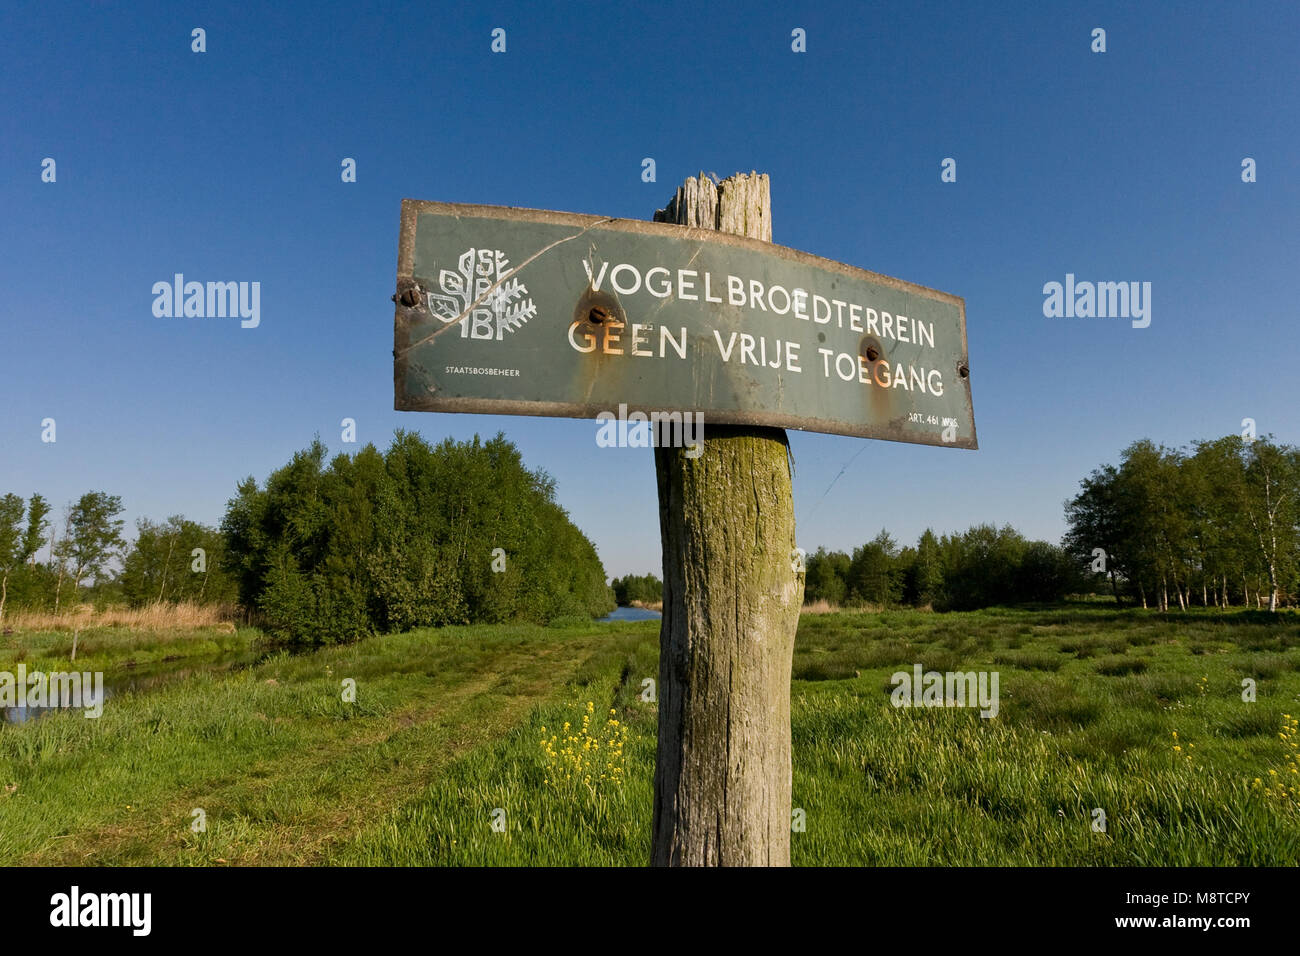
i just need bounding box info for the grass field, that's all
[2,605,1298,865]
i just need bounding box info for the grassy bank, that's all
[3,606,1298,865]
[1,601,252,673]
[1,623,256,673]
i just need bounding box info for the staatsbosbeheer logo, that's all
[426,247,536,340]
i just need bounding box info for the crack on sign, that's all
[396,218,617,356]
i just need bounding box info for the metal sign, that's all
[394,200,976,448]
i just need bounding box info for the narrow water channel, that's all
[1,644,304,725]
[599,606,663,622]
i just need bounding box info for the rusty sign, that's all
[393,200,976,448]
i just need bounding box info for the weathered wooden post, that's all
[650,172,802,866]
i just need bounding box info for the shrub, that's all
[223,433,614,643]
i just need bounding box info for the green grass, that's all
[3,605,1298,865]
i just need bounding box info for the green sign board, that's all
[394,200,976,448]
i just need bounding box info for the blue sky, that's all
[2,0,1297,579]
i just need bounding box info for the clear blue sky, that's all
[2,0,1297,579]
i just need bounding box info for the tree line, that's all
[0,489,245,620]
[610,573,663,606]
[802,525,1081,611]
[1064,435,1299,611]
[800,433,1298,614]
[1,432,615,639]
[6,429,1292,629]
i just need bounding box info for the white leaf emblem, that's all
[424,248,535,340]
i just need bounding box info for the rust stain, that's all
[570,282,629,403]
[858,334,899,428]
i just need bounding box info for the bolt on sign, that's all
[393,200,976,448]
